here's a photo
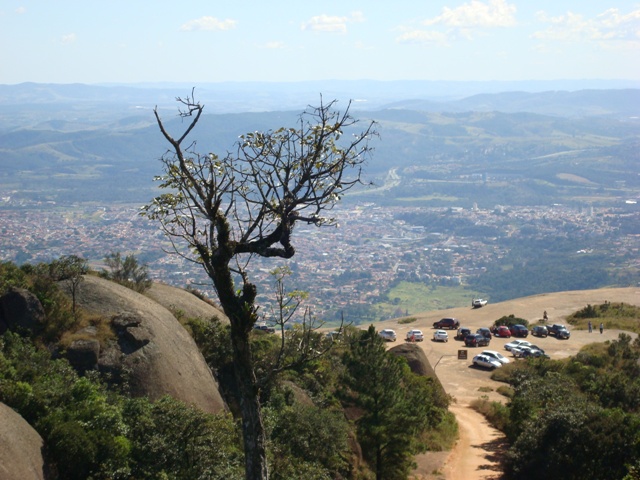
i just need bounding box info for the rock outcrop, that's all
[145,282,228,324]
[0,287,46,335]
[74,275,227,414]
[0,402,48,480]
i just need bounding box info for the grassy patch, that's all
[398,317,417,324]
[478,386,494,393]
[497,385,514,398]
[374,283,485,317]
[470,396,510,432]
[567,302,640,334]
[420,410,459,451]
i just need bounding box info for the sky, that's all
[1,0,639,84]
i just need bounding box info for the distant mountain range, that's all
[0,82,638,205]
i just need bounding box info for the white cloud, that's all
[301,11,365,33]
[60,33,76,45]
[302,14,348,33]
[15,7,27,14]
[424,0,516,28]
[396,29,449,46]
[180,16,237,32]
[533,7,640,45]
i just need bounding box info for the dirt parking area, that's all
[376,287,640,480]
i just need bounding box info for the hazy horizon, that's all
[2,1,639,85]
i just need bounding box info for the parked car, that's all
[511,345,532,358]
[473,354,502,370]
[379,329,397,342]
[547,324,571,339]
[456,327,473,340]
[465,334,490,347]
[433,330,449,342]
[509,324,529,338]
[481,350,510,364]
[505,339,532,351]
[406,329,424,342]
[254,322,276,334]
[531,325,548,337]
[476,327,492,339]
[492,325,512,338]
[521,346,549,358]
[472,298,488,308]
[433,317,460,329]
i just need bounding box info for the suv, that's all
[465,334,490,347]
[476,327,492,339]
[548,324,571,339]
[456,327,472,340]
[433,317,460,329]
[509,324,529,338]
[531,325,548,337]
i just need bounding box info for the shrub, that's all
[101,252,152,293]
[493,314,529,328]
[470,396,510,432]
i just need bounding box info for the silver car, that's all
[481,350,510,364]
[433,330,449,342]
[379,329,397,342]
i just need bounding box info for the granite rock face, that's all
[0,402,48,480]
[0,287,46,335]
[74,275,227,414]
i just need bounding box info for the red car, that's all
[493,326,512,338]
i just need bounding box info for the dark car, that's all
[510,324,529,338]
[456,327,473,340]
[531,325,548,337]
[433,317,460,329]
[476,327,492,339]
[548,324,571,339]
[465,334,490,347]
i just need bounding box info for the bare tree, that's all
[48,255,88,318]
[143,92,376,480]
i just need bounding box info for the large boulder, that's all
[145,282,228,324]
[0,402,48,480]
[74,275,226,414]
[0,287,46,335]
[388,343,435,377]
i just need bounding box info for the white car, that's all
[379,329,397,342]
[481,350,510,364]
[433,330,449,342]
[504,339,532,351]
[472,298,488,308]
[473,354,502,370]
[406,329,424,342]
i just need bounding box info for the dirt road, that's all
[379,287,640,480]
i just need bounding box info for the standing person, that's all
[588,321,592,333]
[600,323,604,334]
[543,311,548,322]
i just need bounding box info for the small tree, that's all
[143,92,376,479]
[343,326,443,480]
[49,255,88,317]
[102,252,152,293]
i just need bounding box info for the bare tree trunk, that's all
[230,322,268,479]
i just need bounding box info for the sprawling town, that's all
[2,191,638,322]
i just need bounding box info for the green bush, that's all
[492,314,529,328]
[101,252,152,293]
